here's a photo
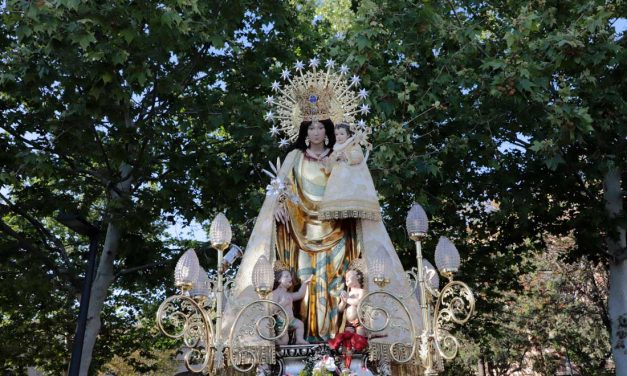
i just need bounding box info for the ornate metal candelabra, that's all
[357,204,475,375]
[156,206,473,375]
[156,214,288,374]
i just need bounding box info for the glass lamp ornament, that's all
[252,255,274,298]
[174,249,200,291]
[190,268,211,302]
[434,236,460,278]
[210,213,232,252]
[371,253,389,288]
[406,203,429,240]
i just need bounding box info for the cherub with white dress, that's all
[270,265,312,345]
[319,123,381,221]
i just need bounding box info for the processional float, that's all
[156,58,475,375]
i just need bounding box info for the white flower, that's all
[357,119,366,129]
[351,75,361,86]
[279,138,289,148]
[312,14,323,25]
[339,65,349,75]
[269,124,279,136]
[265,95,275,105]
[281,69,291,80]
[294,60,305,71]
[323,356,337,372]
[271,81,280,92]
[359,104,370,115]
[325,59,335,69]
[309,57,320,68]
[335,31,345,40]
[357,88,368,99]
[264,111,274,121]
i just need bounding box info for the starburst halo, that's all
[265,58,374,151]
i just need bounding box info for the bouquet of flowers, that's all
[312,355,338,375]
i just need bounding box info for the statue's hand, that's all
[303,275,313,284]
[274,205,290,233]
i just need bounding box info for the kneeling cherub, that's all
[271,264,312,345]
[339,267,367,337]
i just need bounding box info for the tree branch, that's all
[89,122,114,175]
[0,193,73,269]
[0,218,81,292]
[114,261,168,279]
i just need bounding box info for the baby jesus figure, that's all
[319,123,381,221]
[270,267,312,345]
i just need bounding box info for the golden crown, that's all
[265,58,374,149]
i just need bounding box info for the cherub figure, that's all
[319,123,381,221]
[330,262,369,371]
[338,267,367,337]
[271,267,312,345]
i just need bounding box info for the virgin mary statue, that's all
[223,60,420,350]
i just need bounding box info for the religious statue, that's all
[270,263,312,345]
[224,59,420,352]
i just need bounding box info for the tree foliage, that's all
[0,0,625,373]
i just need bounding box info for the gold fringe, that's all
[319,209,381,221]
[319,199,381,221]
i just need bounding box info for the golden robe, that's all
[276,150,360,339]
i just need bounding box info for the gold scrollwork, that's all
[432,280,475,360]
[227,299,289,372]
[357,291,417,364]
[156,295,214,373]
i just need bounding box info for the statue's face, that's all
[307,121,326,146]
[335,128,348,143]
[346,270,360,288]
[279,271,292,288]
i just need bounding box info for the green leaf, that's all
[101,72,113,84]
[112,50,129,65]
[76,32,97,49]
[517,78,534,92]
[355,35,371,51]
[210,36,224,47]
[120,29,136,44]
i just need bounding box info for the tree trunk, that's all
[79,163,133,375]
[476,357,486,376]
[604,167,627,375]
